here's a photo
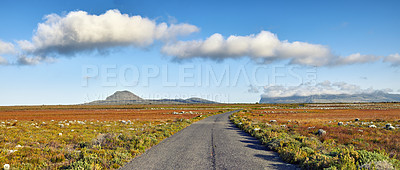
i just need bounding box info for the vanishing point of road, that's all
[121,110,297,170]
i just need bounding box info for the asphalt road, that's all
[121,110,297,170]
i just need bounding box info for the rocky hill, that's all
[105,90,143,101]
[86,91,218,105]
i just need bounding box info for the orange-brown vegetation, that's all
[243,103,400,159]
[0,105,224,121]
[257,109,399,122]
[0,104,229,169]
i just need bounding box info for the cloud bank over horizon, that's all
[261,81,394,98]
[0,9,398,67]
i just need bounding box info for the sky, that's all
[0,0,399,105]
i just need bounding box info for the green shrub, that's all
[356,150,389,165]
[302,153,335,169]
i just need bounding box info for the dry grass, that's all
[0,104,229,169]
[243,103,400,159]
[0,105,226,121]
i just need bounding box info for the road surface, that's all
[121,110,297,170]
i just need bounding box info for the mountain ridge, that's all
[86,91,218,105]
[259,91,400,103]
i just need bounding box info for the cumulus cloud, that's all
[15,55,56,65]
[336,53,381,65]
[162,31,383,66]
[383,53,400,66]
[16,56,42,65]
[0,40,16,65]
[0,40,15,54]
[261,81,392,98]
[0,39,54,65]
[19,9,199,57]
[1,9,399,67]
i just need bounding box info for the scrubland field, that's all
[1,103,400,169]
[0,104,229,169]
[231,103,400,169]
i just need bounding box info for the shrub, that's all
[50,153,65,163]
[356,150,389,165]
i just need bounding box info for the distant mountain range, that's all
[86,90,400,105]
[259,91,400,103]
[86,90,218,105]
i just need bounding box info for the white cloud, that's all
[0,40,16,65]
[162,31,382,66]
[16,55,56,65]
[16,56,44,65]
[383,53,400,66]
[0,56,8,65]
[19,9,199,57]
[0,42,55,65]
[0,40,15,54]
[261,81,391,98]
[336,53,381,65]
[155,23,199,42]
[1,9,398,67]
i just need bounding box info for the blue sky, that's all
[0,0,399,105]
